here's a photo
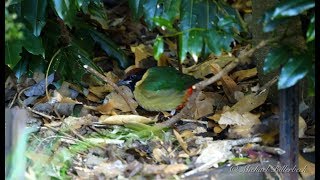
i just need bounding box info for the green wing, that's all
[139,67,198,92]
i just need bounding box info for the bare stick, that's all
[83,65,138,115]
[26,107,55,120]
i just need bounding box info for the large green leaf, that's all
[50,0,79,27]
[89,29,131,69]
[278,54,311,89]
[263,46,291,73]
[21,0,47,36]
[5,29,44,70]
[51,44,100,83]
[22,29,45,57]
[5,41,23,69]
[263,0,315,32]
[269,0,314,19]
[128,0,147,20]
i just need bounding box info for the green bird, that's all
[118,66,199,111]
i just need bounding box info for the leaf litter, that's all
[5,2,315,180]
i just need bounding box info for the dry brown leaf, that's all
[130,44,153,68]
[219,111,260,126]
[61,115,94,131]
[211,63,240,103]
[192,91,214,119]
[152,148,166,162]
[231,68,257,82]
[106,86,138,112]
[99,115,155,125]
[299,154,315,179]
[89,85,112,98]
[183,54,235,78]
[53,90,82,104]
[173,129,190,155]
[230,89,269,114]
[219,111,261,138]
[142,164,188,175]
[86,92,101,103]
[95,102,116,115]
[195,140,235,167]
[299,116,307,138]
[163,164,189,175]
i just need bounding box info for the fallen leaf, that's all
[105,86,138,112]
[130,44,153,68]
[195,140,235,167]
[96,102,116,115]
[142,164,188,175]
[173,129,190,155]
[231,68,257,82]
[192,92,214,119]
[211,63,240,103]
[299,153,315,179]
[24,73,54,97]
[219,111,260,126]
[99,115,155,125]
[230,89,269,114]
[183,54,235,79]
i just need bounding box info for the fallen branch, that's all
[156,38,277,128]
[83,65,138,115]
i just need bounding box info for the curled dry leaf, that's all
[99,115,156,125]
[105,86,138,112]
[231,68,257,82]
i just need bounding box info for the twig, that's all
[26,107,55,120]
[156,38,277,128]
[83,65,138,115]
[251,144,286,155]
[8,92,18,108]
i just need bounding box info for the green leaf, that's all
[153,36,164,60]
[86,1,108,30]
[263,0,314,32]
[206,29,233,56]
[5,40,23,69]
[178,0,239,62]
[50,0,79,27]
[278,54,311,89]
[89,29,131,69]
[263,46,291,73]
[142,0,159,28]
[51,44,100,83]
[270,0,314,19]
[306,13,314,42]
[21,0,47,36]
[128,0,147,20]
[22,29,45,57]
